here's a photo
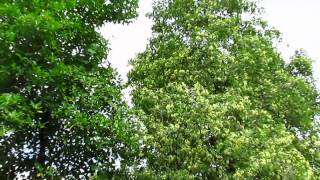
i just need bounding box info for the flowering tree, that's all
[129,0,320,178]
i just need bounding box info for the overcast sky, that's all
[99,0,320,89]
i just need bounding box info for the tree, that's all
[129,0,320,178]
[0,0,139,178]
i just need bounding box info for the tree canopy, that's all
[1,0,319,179]
[129,0,320,178]
[0,0,139,179]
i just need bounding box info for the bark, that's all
[36,110,50,177]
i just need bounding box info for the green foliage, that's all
[0,93,33,136]
[129,0,320,178]
[287,49,314,78]
[0,0,138,179]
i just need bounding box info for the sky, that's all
[99,0,320,89]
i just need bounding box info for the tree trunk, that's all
[36,110,50,177]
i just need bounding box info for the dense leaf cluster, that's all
[0,0,138,179]
[129,0,320,178]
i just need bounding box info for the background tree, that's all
[0,0,139,179]
[129,0,320,178]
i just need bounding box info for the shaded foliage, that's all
[0,0,139,179]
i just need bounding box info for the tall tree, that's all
[129,0,320,178]
[0,0,139,179]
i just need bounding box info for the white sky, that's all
[99,0,320,89]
